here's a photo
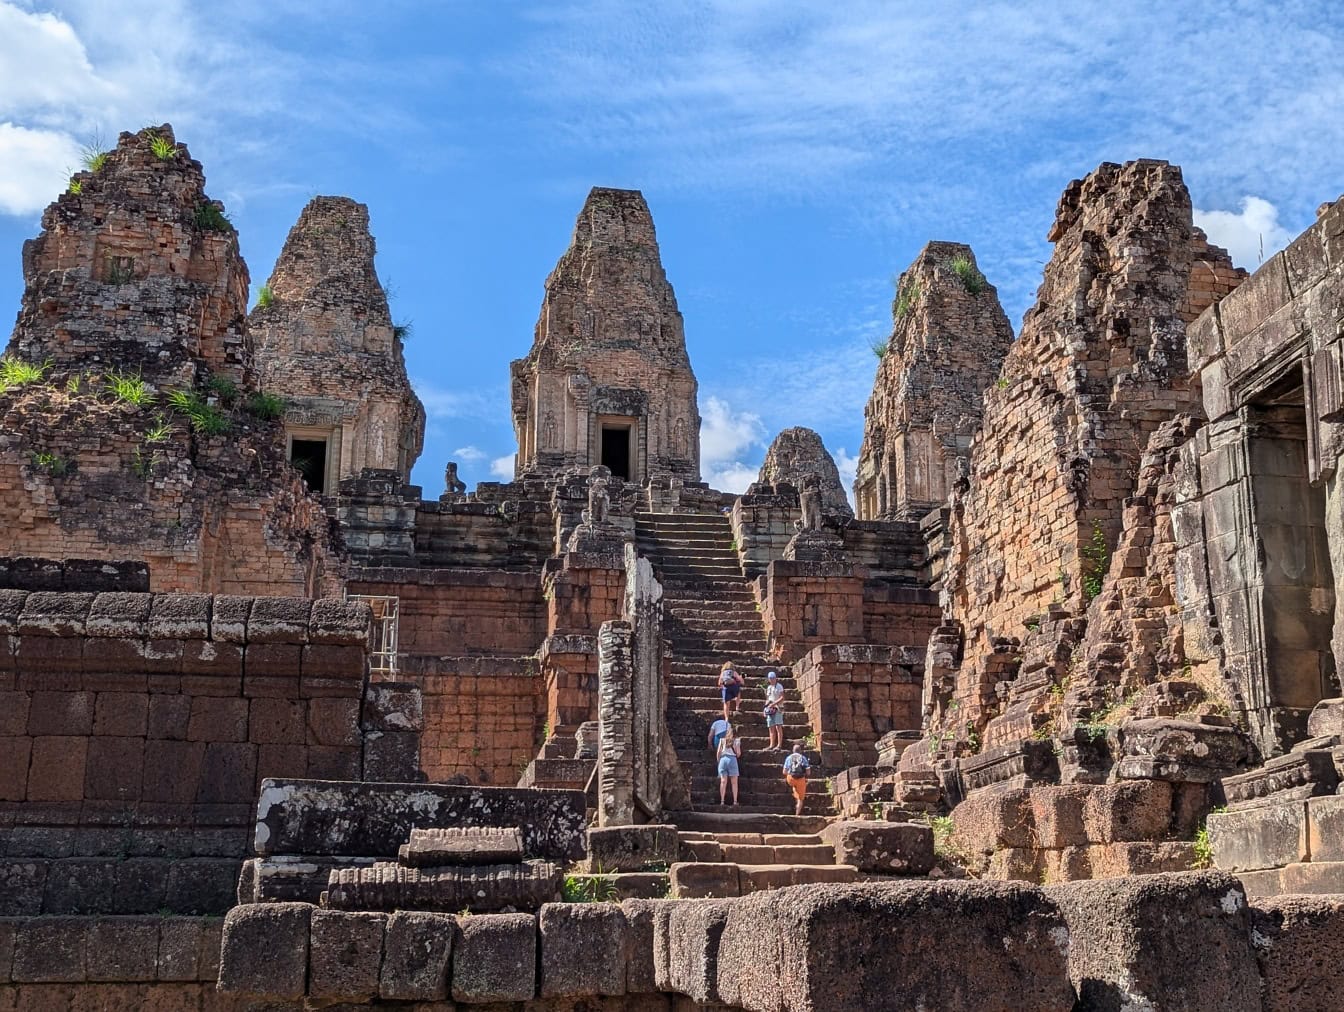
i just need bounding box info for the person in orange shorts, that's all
[782,742,810,816]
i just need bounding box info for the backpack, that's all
[785,753,809,777]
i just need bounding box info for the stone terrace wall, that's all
[927,161,1244,752]
[399,656,542,786]
[854,241,1014,521]
[0,591,372,916]
[795,644,924,768]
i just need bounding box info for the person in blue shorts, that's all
[719,661,744,721]
[716,725,741,805]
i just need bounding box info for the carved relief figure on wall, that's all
[672,416,688,459]
[541,411,558,449]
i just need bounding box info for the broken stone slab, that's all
[323,860,561,913]
[253,778,586,860]
[1207,799,1308,872]
[239,855,378,904]
[1277,859,1344,894]
[1306,795,1344,861]
[585,824,679,872]
[362,680,424,732]
[1115,718,1250,782]
[654,898,734,1005]
[819,820,933,875]
[399,826,524,867]
[710,881,1073,1012]
[362,729,422,782]
[538,902,629,997]
[959,739,1059,795]
[309,909,386,1002]
[451,912,537,1004]
[1306,696,1344,738]
[1047,871,1259,1011]
[379,909,455,1002]
[217,901,313,997]
[621,898,661,993]
[1252,895,1344,1012]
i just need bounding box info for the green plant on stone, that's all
[393,320,413,341]
[1191,824,1214,869]
[68,178,83,196]
[245,391,286,420]
[1081,521,1109,602]
[948,255,987,295]
[206,375,238,407]
[561,871,618,903]
[893,279,920,319]
[256,285,274,309]
[29,451,70,477]
[995,376,1009,389]
[167,389,230,436]
[130,447,159,479]
[193,202,233,234]
[148,133,178,160]
[81,143,110,174]
[145,415,173,444]
[0,356,51,392]
[106,371,154,407]
[869,337,889,360]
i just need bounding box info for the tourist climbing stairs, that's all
[634,511,828,816]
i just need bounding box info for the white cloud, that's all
[452,445,486,462]
[700,394,765,466]
[0,123,81,215]
[0,4,108,116]
[833,446,858,508]
[413,380,503,421]
[490,454,515,480]
[704,462,760,494]
[1194,197,1294,272]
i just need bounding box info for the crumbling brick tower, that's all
[854,242,1014,521]
[0,125,339,594]
[509,187,701,484]
[249,196,426,493]
[757,426,853,517]
[926,160,1244,751]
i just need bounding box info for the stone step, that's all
[666,810,832,835]
[669,861,858,898]
[677,832,825,847]
[677,839,835,865]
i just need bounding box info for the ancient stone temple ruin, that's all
[509,187,701,484]
[0,126,1342,1010]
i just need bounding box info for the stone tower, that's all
[249,196,425,493]
[509,187,700,484]
[853,242,1014,521]
[758,426,853,517]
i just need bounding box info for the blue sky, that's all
[2,1,1342,499]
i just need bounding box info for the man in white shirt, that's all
[763,671,786,751]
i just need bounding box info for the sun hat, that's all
[767,671,778,679]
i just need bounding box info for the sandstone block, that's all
[362,679,424,730]
[621,898,661,993]
[450,912,536,1004]
[820,820,933,874]
[716,881,1073,1012]
[669,862,739,899]
[586,825,679,872]
[0,859,47,915]
[401,826,523,867]
[1252,895,1344,1012]
[1081,780,1173,843]
[539,902,628,997]
[157,917,206,981]
[147,593,211,640]
[11,917,87,982]
[217,902,312,997]
[1305,795,1344,862]
[654,899,733,1005]
[309,909,386,1001]
[949,787,1033,854]
[1208,800,1307,872]
[1047,871,1258,1011]
[248,597,311,643]
[86,917,159,981]
[1277,860,1344,894]
[362,729,420,781]
[379,910,454,1001]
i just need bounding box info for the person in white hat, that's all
[762,670,786,751]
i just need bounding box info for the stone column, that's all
[625,548,664,814]
[597,620,635,826]
[1325,467,1344,681]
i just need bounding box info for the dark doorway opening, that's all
[601,425,631,480]
[290,438,328,494]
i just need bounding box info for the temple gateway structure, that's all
[0,126,1340,1010]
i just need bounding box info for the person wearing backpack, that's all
[762,670,786,751]
[718,661,744,722]
[782,743,810,816]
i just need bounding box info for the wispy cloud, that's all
[452,445,487,463]
[413,380,505,422]
[490,454,515,480]
[699,394,766,493]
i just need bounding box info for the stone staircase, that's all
[635,511,828,816]
[670,822,856,897]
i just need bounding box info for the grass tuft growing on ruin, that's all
[206,375,238,407]
[148,133,178,160]
[245,391,286,420]
[0,356,51,391]
[167,389,231,436]
[68,178,83,196]
[869,337,889,360]
[81,147,110,173]
[106,371,154,407]
[193,202,233,234]
[1081,521,1109,601]
[893,279,920,318]
[256,285,274,309]
[561,871,619,903]
[145,415,173,443]
[949,255,988,295]
[28,450,71,477]
[1191,824,1214,869]
[393,320,413,341]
